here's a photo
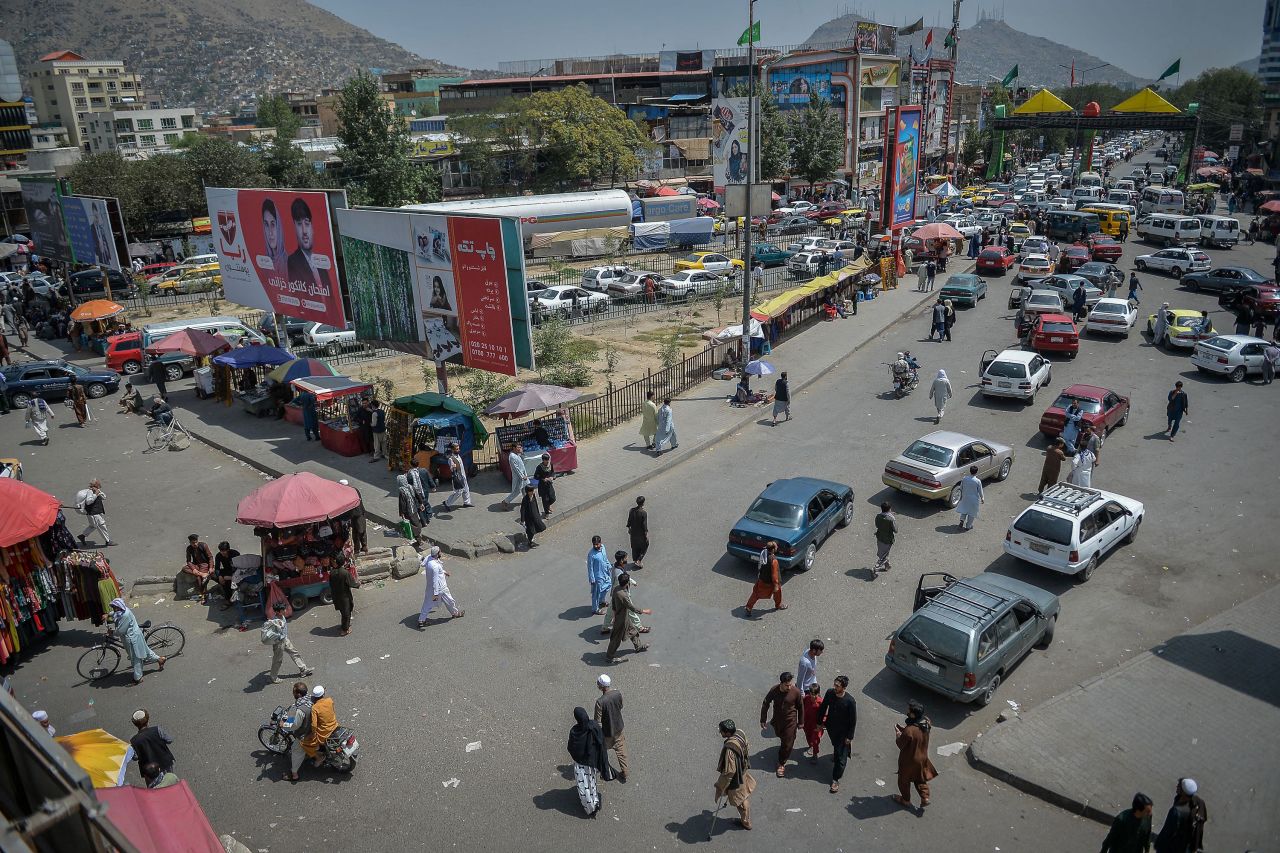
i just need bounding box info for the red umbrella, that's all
[0,479,61,547]
[235,472,360,528]
[147,328,232,358]
[911,222,965,241]
[1259,200,1280,214]
[654,186,679,196]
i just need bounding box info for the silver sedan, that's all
[882,431,1015,507]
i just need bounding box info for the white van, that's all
[1139,187,1185,215]
[1071,187,1103,208]
[1136,214,1202,246]
[1077,172,1103,188]
[1197,215,1240,249]
[142,316,268,376]
[1106,189,1132,206]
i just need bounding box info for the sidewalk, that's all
[969,584,1280,849]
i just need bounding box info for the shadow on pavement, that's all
[863,487,943,521]
[983,554,1078,597]
[859,669,974,732]
[848,793,908,820]
[558,605,597,622]
[665,808,736,843]
[1156,629,1280,709]
[532,782,589,819]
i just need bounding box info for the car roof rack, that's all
[1037,483,1104,514]
[926,579,1004,623]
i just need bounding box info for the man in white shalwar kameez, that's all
[1068,447,1095,487]
[25,397,54,445]
[502,443,528,508]
[418,546,463,626]
[955,466,984,531]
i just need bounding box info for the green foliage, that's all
[787,95,845,190]
[603,342,620,384]
[448,367,515,412]
[257,92,317,188]
[336,71,433,205]
[533,316,598,387]
[256,93,302,140]
[1170,68,1262,150]
[183,135,269,195]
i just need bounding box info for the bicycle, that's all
[76,619,186,681]
[146,416,192,452]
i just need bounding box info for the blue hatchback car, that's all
[726,477,855,571]
[2,360,121,408]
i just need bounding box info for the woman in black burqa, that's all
[567,706,613,817]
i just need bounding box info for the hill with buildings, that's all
[11,0,458,114]
[805,14,1146,89]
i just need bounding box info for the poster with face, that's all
[893,107,922,228]
[62,196,122,270]
[19,178,72,262]
[711,97,751,192]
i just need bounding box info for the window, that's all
[181,115,194,128]
[122,81,134,89]
[88,82,102,91]
[109,96,118,104]
[161,117,177,129]
[807,498,823,522]
[136,118,153,130]
[163,133,178,144]
[71,82,84,92]
[107,82,117,91]
[976,627,997,661]
[1079,511,1101,542]
[994,611,1018,646]
[90,97,105,107]
[74,97,87,108]
[140,134,156,146]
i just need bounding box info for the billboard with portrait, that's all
[768,63,845,110]
[19,177,71,262]
[886,106,921,229]
[335,208,533,375]
[204,188,347,328]
[711,97,751,192]
[62,195,122,270]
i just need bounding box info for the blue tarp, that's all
[668,216,715,247]
[665,94,706,103]
[211,346,294,368]
[631,199,643,221]
[631,221,670,250]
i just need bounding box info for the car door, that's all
[1212,269,1236,291]
[1097,502,1129,553]
[1240,342,1265,373]
[991,610,1027,670]
[1102,393,1122,430]
[970,442,998,477]
[1030,355,1048,388]
[45,367,75,398]
[805,497,826,544]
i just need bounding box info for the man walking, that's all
[368,400,387,461]
[892,700,937,809]
[263,601,313,684]
[758,671,803,778]
[772,371,791,425]
[605,573,650,663]
[129,710,175,775]
[626,496,649,569]
[925,259,937,292]
[502,442,528,509]
[714,720,757,831]
[1039,438,1068,492]
[1154,778,1207,853]
[796,639,824,693]
[76,479,113,547]
[1127,272,1143,306]
[744,541,787,618]
[955,466,984,531]
[928,299,946,341]
[1165,380,1189,442]
[1263,340,1280,385]
[593,674,628,783]
[873,501,897,573]
[147,357,168,399]
[639,390,658,450]
[817,675,857,794]
[602,550,646,636]
[442,443,473,509]
[1100,792,1154,853]
[653,398,678,455]
[418,545,464,626]
[587,536,612,615]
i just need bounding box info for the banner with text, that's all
[19,177,72,263]
[204,188,347,327]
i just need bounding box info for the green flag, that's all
[737,20,761,46]
[898,17,924,36]
[1157,58,1180,81]
[1001,65,1019,87]
[943,29,956,49]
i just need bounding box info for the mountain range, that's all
[11,0,457,114]
[805,15,1147,89]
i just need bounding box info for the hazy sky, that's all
[314,0,1264,78]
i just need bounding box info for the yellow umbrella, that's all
[55,728,133,787]
[69,300,126,323]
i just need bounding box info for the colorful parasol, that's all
[910,222,965,241]
[69,300,126,323]
[0,479,61,548]
[484,383,581,416]
[146,328,231,358]
[235,472,360,528]
[55,728,133,787]
[266,358,338,384]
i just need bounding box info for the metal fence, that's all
[564,345,721,440]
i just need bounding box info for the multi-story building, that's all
[84,107,199,155]
[381,68,466,120]
[26,50,146,152]
[440,69,713,115]
[1263,1,1280,87]
[315,90,396,137]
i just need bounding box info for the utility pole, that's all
[941,0,962,180]
[739,0,757,370]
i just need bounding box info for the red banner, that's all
[447,217,516,375]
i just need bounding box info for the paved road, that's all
[8,147,1274,850]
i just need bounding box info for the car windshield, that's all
[899,614,969,664]
[1029,296,1059,306]
[902,441,954,467]
[1052,394,1102,413]
[979,251,1002,259]
[1041,322,1075,334]
[66,364,91,376]
[986,360,1027,379]
[1201,336,1235,350]
[1014,509,1074,545]
[1092,302,1124,314]
[744,497,803,529]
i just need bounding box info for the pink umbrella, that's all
[1258,200,1280,214]
[235,472,360,528]
[697,198,721,210]
[910,222,965,241]
[147,328,232,358]
[654,186,679,197]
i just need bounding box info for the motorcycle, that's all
[258,705,360,773]
[885,363,919,398]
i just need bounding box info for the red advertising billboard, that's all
[205,188,346,327]
[447,216,516,374]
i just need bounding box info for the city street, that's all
[6,152,1277,851]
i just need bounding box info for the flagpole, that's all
[740,0,756,372]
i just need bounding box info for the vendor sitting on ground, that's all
[148,396,172,426]
[183,534,215,603]
[721,343,743,369]
[118,383,143,414]
[823,295,848,319]
[267,379,294,418]
[239,367,258,393]
[733,377,769,406]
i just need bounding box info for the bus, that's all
[1044,210,1101,241]
[1139,187,1185,215]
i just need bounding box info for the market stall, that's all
[146,329,232,399]
[289,376,373,457]
[54,728,133,788]
[233,473,362,621]
[210,346,294,411]
[68,300,128,355]
[487,384,583,482]
[389,393,489,479]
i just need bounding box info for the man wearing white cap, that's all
[1154,777,1207,853]
[593,675,628,783]
[418,546,463,627]
[32,710,55,737]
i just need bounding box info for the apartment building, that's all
[84,107,199,155]
[27,50,146,152]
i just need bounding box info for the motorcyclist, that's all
[279,681,312,782]
[301,684,339,768]
[891,352,912,392]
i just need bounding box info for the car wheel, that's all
[799,543,817,572]
[122,360,141,375]
[1230,365,1246,383]
[837,499,854,528]
[1135,260,1147,271]
[1171,266,1183,279]
[1125,516,1141,545]
[1117,407,1129,427]
[164,364,183,382]
[947,484,963,508]
[1187,278,1200,292]
[86,382,108,399]
[975,673,1001,707]
[996,457,1013,481]
[9,391,31,408]
[1035,615,1057,649]
[1075,555,1098,583]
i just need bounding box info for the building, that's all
[83,107,199,155]
[26,50,146,152]
[1263,1,1280,87]
[381,68,466,120]
[315,90,397,137]
[282,91,320,131]
[440,69,713,115]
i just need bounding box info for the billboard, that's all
[204,188,347,328]
[335,208,533,375]
[711,97,751,192]
[768,63,846,110]
[884,106,921,229]
[658,50,715,72]
[19,177,71,262]
[62,196,122,270]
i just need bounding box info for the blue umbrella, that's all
[744,360,775,376]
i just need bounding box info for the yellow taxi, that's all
[1007,222,1032,249]
[672,251,745,274]
[714,217,745,234]
[165,263,222,294]
[822,208,866,227]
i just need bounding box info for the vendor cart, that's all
[390,392,490,477]
[287,375,373,457]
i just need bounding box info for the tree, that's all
[336,70,434,206]
[1171,68,1262,151]
[787,95,844,191]
[182,136,268,198]
[522,85,653,191]
[256,93,302,141]
[451,102,539,194]
[256,92,316,188]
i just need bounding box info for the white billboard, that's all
[711,97,752,193]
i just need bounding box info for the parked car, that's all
[884,572,1059,706]
[659,270,732,300]
[104,331,145,375]
[1022,289,1066,317]
[1038,384,1130,439]
[171,264,222,294]
[725,477,854,572]
[1024,313,1080,358]
[1181,266,1270,294]
[976,247,1016,275]
[775,200,817,216]
[786,236,830,254]
[1,360,121,408]
[751,243,793,268]
[940,215,983,239]
[581,265,631,292]
[1016,254,1052,283]
[1038,274,1102,310]
[1061,245,1092,271]
[258,315,309,346]
[1004,483,1144,582]
[1190,334,1271,382]
[66,268,136,302]
[532,285,610,316]
[881,431,1014,506]
[1074,261,1124,291]
[1217,284,1280,320]
[1134,247,1211,278]
[607,270,662,298]
[1083,298,1138,336]
[938,274,987,307]
[1085,234,1123,263]
[303,322,358,355]
[787,252,837,280]
[1018,237,1052,258]
[805,202,845,221]
[979,348,1052,403]
[769,215,813,235]
[1145,308,1213,349]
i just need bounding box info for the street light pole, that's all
[739,0,757,370]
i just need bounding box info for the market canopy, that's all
[1012,89,1072,114]
[211,345,294,369]
[484,383,581,417]
[0,479,61,547]
[267,358,338,384]
[69,300,125,323]
[394,392,490,443]
[291,375,372,402]
[54,729,132,788]
[932,181,961,198]
[95,781,223,853]
[146,328,231,358]
[751,257,871,320]
[1111,87,1179,114]
[1185,182,1221,192]
[235,472,360,528]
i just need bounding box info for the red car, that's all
[1062,245,1092,270]
[1039,383,1131,439]
[976,247,1016,275]
[806,202,845,221]
[105,331,144,375]
[1025,313,1080,358]
[1087,235,1123,263]
[1220,284,1280,320]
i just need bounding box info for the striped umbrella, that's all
[265,358,338,384]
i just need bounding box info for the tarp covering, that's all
[235,472,361,528]
[1111,87,1180,114]
[211,346,294,369]
[631,221,671,250]
[1012,89,1073,114]
[671,137,712,160]
[54,729,132,788]
[933,181,961,197]
[0,479,61,548]
[750,257,871,320]
[393,392,490,443]
[704,318,765,341]
[529,226,630,250]
[290,375,372,402]
[668,216,716,246]
[95,781,223,853]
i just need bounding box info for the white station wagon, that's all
[1004,484,1144,582]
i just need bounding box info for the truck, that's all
[403,190,633,245]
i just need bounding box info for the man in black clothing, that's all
[340,480,368,554]
[213,541,240,609]
[817,674,857,793]
[1101,792,1153,853]
[1154,778,1206,853]
[147,358,168,398]
[129,709,175,774]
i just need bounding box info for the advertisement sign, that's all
[711,97,751,192]
[855,22,881,52]
[659,50,715,72]
[19,177,71,262]
[410,137,456,159]
[62,196,122,270]
[768,63,846,110]
[639,195,697,222]
[205,188,347,328]
[891,107,921,228]
[859,61,900,88]
[335,208,533,375]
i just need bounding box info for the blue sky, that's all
[314,0,1264,78]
